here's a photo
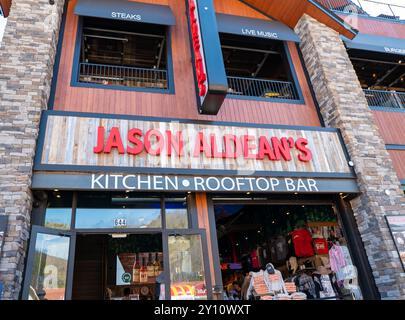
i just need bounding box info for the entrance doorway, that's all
[72,233,163,300]
[21,191,213,300]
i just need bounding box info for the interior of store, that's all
[349,49,405,92]
[215,203,363,300]
[72,233,163,300]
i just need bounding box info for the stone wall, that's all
[295,14,405,299]
[0,0,65,299]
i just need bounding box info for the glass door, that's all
[21,226,75,300]
[164,230,212,300]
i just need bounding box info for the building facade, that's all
[0,0,404,300]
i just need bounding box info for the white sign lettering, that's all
[90,174,322,193]
[384,47,405,55]
[241,28,278,39]
[111,12,141,21]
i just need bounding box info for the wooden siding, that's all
[40,114,351,174]
[372,111,405,145]
[239,0,356,39]
[52,0,321,127]
[196,193,217,288]
[0,0,11,17]
[388,150,405,180]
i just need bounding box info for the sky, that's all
[0,1,404,44]
[350,0,405,19]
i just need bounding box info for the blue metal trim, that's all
[70,16,175,94]
[194,0,228,115]
[48,1,69,110]
[33,163,356,179]
[343,33,405,56]
[166,26,175,94]
[386,144,405,150]
[226,94,305,105]
[370,106,405,113]
[74,0,176,26]
[215,13,300,43]
[33,111,48,171]
[41,109,341,132]
[308,0,358,36]
[401,180,405,188]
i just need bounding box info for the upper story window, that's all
[0,5,7,45]
[74,17,170,92]
[219,33,300,101]
[348,49,405,109]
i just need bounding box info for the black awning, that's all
[216,13,300,43]
[343,33,405,56]
[74,0,175,26]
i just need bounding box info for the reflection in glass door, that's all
[22,226,75,300]
[167,232,211,300]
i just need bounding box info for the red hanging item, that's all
[250,249,260,269]
[313,238,329,255]
[291,229,314,257]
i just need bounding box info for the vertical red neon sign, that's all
[188,0,208,98]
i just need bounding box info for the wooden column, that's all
[196,193,215,284]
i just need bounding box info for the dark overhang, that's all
[74,0,176,26]
[0,215,7,234]
[343,33,405,56]
[216,13,300,43]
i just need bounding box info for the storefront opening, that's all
[72,233,163,300]
[348,49,405,109]
[23,191,211,300]
[215,203,363,300]
[76,16,169,90]
[219,33,299,100]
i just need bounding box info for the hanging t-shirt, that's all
[313,238,329,255]
[256,246,265,268]
[313,274,337,299]
[329,245,346,272]
[270,236,289,263]
[250,249,260,269]
[294,273,317,299]
[291,229,314,258]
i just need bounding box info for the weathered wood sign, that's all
[36,113,352,177]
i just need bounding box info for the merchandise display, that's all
[217,205,363,300]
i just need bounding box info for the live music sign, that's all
[187,0,228,115]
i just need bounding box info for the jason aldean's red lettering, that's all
[93,126,313,162]
[188,0,207,97]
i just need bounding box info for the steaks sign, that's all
[36,113,353,177]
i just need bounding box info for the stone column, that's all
[0,0,65,299]
[295,14,405,299]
